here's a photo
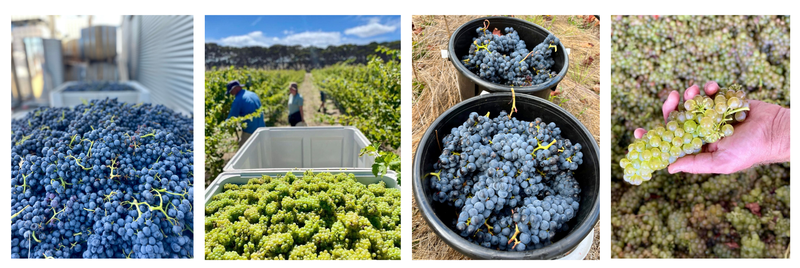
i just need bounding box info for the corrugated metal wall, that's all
[127,15,193,115]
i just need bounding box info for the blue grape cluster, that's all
[64,82,134,92]
[429,112,583,251]
[460,26,560,86]
[11,98,194,258]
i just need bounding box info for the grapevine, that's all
[360,145,401,186]
[312,47,401,151]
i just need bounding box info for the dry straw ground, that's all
[411,15,601,260]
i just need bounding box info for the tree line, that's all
[205,41,401,70]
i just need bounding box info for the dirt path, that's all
[298,72,341,126]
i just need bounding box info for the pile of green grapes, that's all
[612,16,790,258]
[205,171,401,260]
[620,84,750,185]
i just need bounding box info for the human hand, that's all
[634,81,790,174]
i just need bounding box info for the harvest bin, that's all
[413,93,599,259]
[206,169,399,202]
[50,81,151,108]
[224,126,375,172]
[448,16,569,100]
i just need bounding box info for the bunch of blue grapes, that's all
[428,112,583,251]
[64,82,134,92]
[460,25,560,86]
[11,98,194,258]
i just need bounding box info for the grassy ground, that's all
[411,15,601,260]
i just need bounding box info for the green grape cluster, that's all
[620,84,750,185]
[740,232,766,258]
[205,171,401,260]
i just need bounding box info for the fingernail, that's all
[668,166,678,174]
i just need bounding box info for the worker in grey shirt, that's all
[227,80,265,147]
[288,82,305,126]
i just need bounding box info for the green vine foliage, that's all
[312,47,401,151]
[205,67,305,183]
[360,144,401,186]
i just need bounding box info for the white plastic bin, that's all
[223,126,375,172]
[50,81,151,108]
[205,169,398,202]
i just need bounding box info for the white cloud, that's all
[344,17,397,38]
[214,30,342,48]
[283,30,294,35]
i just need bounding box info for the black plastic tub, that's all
[448,16,569,100]
[413,93,599,259]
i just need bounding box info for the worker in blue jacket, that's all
[227,80,265,147]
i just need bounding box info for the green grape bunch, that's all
[205,171,401,260]
[619,84,750,185]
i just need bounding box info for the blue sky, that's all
[206,15,400,48]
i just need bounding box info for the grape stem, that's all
[483,219,494,235]
[140,130,157,138]
[532,139,558,154]
[724,106,750,117]
[11,205,30,221]
[47,205,67,224]
[507,223,521,249]
[14,134,32,146]
[106,157,122,180]
[474,40,489,52]
[68,134,79,148]
[17,173,31,194]
[508,87,518,119]
[124,191,181,226]
[86,140,95,158]
[714,106,751,131]
[32,230,41,242]
[66,155,93,171]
